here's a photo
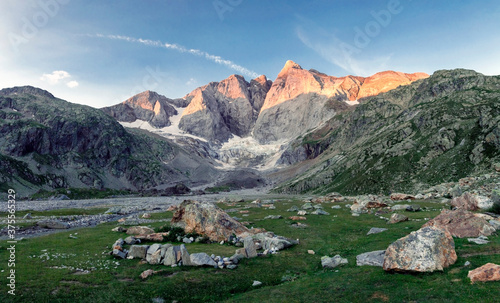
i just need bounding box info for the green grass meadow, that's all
[0,199,499,302]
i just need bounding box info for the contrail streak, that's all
[92,34,260,78]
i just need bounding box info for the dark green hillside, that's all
[276,69,500,195]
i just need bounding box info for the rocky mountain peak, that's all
[277,60,303,78]
[102,90,177,128]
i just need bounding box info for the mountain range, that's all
[2,61,499,197]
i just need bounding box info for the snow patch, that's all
[119,105,207,142]
[344,100,359,106]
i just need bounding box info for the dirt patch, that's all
[460,249,500,258]
[370,292,389,302]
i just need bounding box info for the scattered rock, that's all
[190,253,217,267]
[124,236,139,245]
[383,226,457,272]
[406,205,421,212]
[128,245,149,259]
[356,250,385,267]
[467,236,490,245]
[308,250,315,255]
[297,210,307,216]
[252,281,262,287]
[244,237,258,258]
[264,215,283,219]
[391,204,410,211]
[112,226,127,233]
[287,206,299,212]
[135,233,168,242]
[180,244,193,266]
[146,244,162,265]
[468,263,500,283]
[141,213,151,219]
[288,216,306,221]
[390,193,415,201]
[311,209,330,215]
[367,227,388,235]
[423,209,496,238]
[140,269,155,279]
[321,255,348,269]
[331,205,341,209]
[126,226,155,236]
[387,213,408,224]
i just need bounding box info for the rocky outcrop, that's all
[179,74,272,142]
[101,90,178,128]
[252,61,427,143]
[383,226,457,272]
[171,200,251,241]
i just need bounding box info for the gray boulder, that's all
[311,209,330,215]
[190,253,217,267]
[244,237,258,258]
[128,245,149,259]
[356,250,385,267]
[146,244,162,264]
[180,244,193,266]
[388,213,408,224]
[321,255,348,269]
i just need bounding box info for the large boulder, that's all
[128,245,149,259]
[171,200,251,241]
[383,226,457,272]
[422,209,496,238]
[468,263,500,283]
[451,192,493,211]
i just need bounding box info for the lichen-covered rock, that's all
[321,255,348,269]
[422,209,496,238]
[383,226,457,272]
[128,245,149,259]
[468,263,500,283]
[171,200,251,241]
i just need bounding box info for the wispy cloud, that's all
[91,34,260,79]
[185,78,197,86]
[40,70,79,88]
[295,19,392,76]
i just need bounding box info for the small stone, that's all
[367,227,388,235]
[141,213,151,219]
[387,213,408,224]
[321,255,348,269]
[252,281,262,287]
[331,205,341,209]
[464,261,471,267]
[467,237,490,245]
[140,269,155,279]
[287,206,299,212]
[308,250,315,255]
[297,210,307,216]
[111,226,127,232]
[311,209,330,215]
[356,250,385,267]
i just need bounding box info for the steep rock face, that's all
[179,74,272,142]
[275,69,500,195]
[102,90,178,128]
[0,86,218,195]
[253,61,428,143]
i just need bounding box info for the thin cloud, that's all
[91,34,260,79]
[295,20,392,76]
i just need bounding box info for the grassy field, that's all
[0,198,499,302]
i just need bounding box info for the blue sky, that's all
[1,0,499,108]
